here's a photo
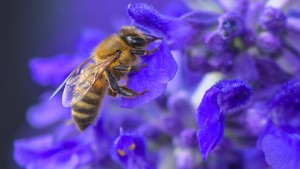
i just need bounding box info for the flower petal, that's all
[260,7,287,32]
[196,79,252,160]
[257,31,281,53]
[26,92,70,128]
[29,54,83,86]
[218,12,245,39]
[120,42,177,108]
[257,122,300,169]
[111,132,153,169]
[204,31,228,53]
[270,79,300,120]
[128,3,198,49]
[234,54,259,82]
[255,57,290,85]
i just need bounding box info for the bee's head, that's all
[119,26,147,48]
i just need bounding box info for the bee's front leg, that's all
[105,69,148,97]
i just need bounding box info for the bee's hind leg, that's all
[105,69,148,97]
[116,86,148,98]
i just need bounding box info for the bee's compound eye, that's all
[126,35,146,47]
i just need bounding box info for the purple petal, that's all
[257,31,281,53]
[260,7,287,32]
[180,128,198,148]
[197,87,222,160]
[270,79,300,120]
[209,52,234,72]
[160,115,185,136]
[111,132,153,169]
[244,103,268,136]
[120,42,177,108]
[234,54,259,82]
[162,1,190,17]
[245,1,265,30]
[128,3,197,49]
[14,134,54,166]
[175,149,196,169]
[76,29,105,55]
[204,31,228,53]
[218,12,245,39]
[242,148,268,169]
[26,92,70,128]
[215,80,252,113]
[255,57,290,85]
[29,54,83,86]
[167,91,194,116]
[287,16,300,33]
[197,79,252,160]
[219,0,249,14]
[181,11,219,27]
[257,122,300,169]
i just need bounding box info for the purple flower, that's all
[26,92,70,129]
[204,31,228,53]
[111,131,153,169]
[120,42,177,108]
[218,12,245,39]
[270,79,300,121]
[257,122,300,169]
[234,54,259,82]
[29,54,83,87]
[257,31,281,53]
[197,79,252,160]
[14,124,112,169]
[260,7,287,32]
[128,3,218,50]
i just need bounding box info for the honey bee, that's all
[50,26,159,131]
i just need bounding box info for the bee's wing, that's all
[49,56,95,100]
[62,57,114,107]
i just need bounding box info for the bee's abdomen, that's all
[72,79,108,131]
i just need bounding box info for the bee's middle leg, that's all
[107,88,117,97]
[105,69,148,97]
[113,65,147,72]
[130,48,159,56]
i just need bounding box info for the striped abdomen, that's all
[72,75,108,131]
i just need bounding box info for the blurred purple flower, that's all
[257,122,300,169]
[257,31,281,53]
[218,12,245,39]
[26,92,70,129]
[111,131,153,169]
[270,79,300,122]
[260,7,287,32]
[14,123,112,169]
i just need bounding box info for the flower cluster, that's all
[14,1,300,169]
